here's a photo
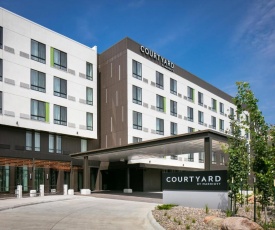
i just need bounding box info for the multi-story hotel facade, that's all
[1,8,235,194]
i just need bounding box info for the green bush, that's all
[205,204,209,214]
[156,204,178,210]
[226,209,233,217]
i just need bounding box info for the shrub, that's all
[205,204,209,214]
[156,204,178,210]
[245,206,250,212]
[226,209,233,217]
[186,224,190,229]
[192,218,196,223]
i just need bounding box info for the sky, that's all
[1,0,275,124]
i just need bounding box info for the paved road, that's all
[0,195,162,230]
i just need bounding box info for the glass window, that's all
[87,112,93,130]
[220,153,225,165]
[198,111,204,125]
[31,40,46,64]
[199,152,204,163]
[156,71,163,89]
[0,59,2,81]
[86,62,93,80]
[170,100,177,116]
[188,127,194,133]
[156,118,164,135]
[0,166,9,192]
[31,99,46,121]
[81,139,87,152]
[54,105,67,126]
[0,27,2,49]
[133,137,142,143]
[132,85,142,105]
[132,60,142,80]
[31,69,46,93]
[230,107,234,119]
[34,132,40,151]
[188,153,194,162]
[156,95,165,112]
[56,135,62,154]
[187,87,194,101]
[49,134,54,153]
[219,119,224,132]
[211,116,216,129]
[53,48,67,70]
[211,98,217,111]
[220,102,224,115]
[0,91,2,114]
[54,77,67,98]
[198,92,203,106]
[86,87,93,105]
[170,78,177,95]
[187,106,193,122]
[212,152,217,164]
[26,131,32,151]
[133,111,142,130]
[170,122,177,135]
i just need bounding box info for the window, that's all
[230,107,234,119]
[220,153,225,165]
[52,48,67,70]
[170,155,178,160]
[156,71,163,89]
[54,77,67,98]
[0,91,2,114]
[54,105,67,126]
[132,85,142,105]
[187,106,193,122]
[133,111,142,130]
[87,112,93,130]
[0,59,2,81]
[211,98,217,111]
[49,134,54,153]
[170,122,177,135]
[86,87,93,105]
[187,86,194,101]
[56,135,62,154]
[188,153,194,162]
[199,152,204,163]
[198,92,203,106]
[219,119,224,132]
[198,111,204,125]
[31,40,46,64]
[86,62,93,80]
[220,102,224,115]
[188,127,194,133]
[156,95,165,112]
[132,60,142,80]
[170,100,177,116]
[31,99,46,121]
[31,69,46,92]
[81,139,87,152]
[34,132,40,151]
[211,116,216,129]
[0,27,2,49]
[156,118,164,135]
[133,137,142,143]
[170,78,177,95]
[26,131,32,151]
[245,115,249,123]
[212,152,217,164]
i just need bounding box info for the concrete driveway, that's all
[0,195,163,230]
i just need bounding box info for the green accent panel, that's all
[45,102,50,122]
[164,97,166,113]
[50,47,54,67]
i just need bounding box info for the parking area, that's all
[0,194,163,230]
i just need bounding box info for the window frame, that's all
[198,91,203,106]
[188,153,194,162]
[156,94,165,112]
[86,87,93,105]
[26,131,32,151]
[54,105,67,126]
[156,71,164,89]
[86,112,93,131]
[220,102,224,115]
[0,27,2,49]
[170,122,177,135]
[219,119,224,132]
[187,86,194,101]
[211,116,216,129]
[49,134,54,153]
[187,106,193,122]
[199,152,204,163]
[0,59,2,81]
[31,39,46,64]
[188,127,194,133]
[56,135,62,154]
[31,69,46,93]
[170,100,177,117]
[132,60,142,80]
[53,48,67,70]
[133,137,142,143]
[132,85,142,105]
[31,99,46,121]
[54,77,67,98]
[170,78,177,95]
[133,111,142,130]
[211,98,217,111]
[156,118,164,135]
[198,111,204,125]
[0,91,2,114]
[86,62,93,80]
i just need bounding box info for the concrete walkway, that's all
[0,195,164,230]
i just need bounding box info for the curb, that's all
[147,210,165,230]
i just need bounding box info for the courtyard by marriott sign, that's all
[140,46,174,72]
[162,170,228,191]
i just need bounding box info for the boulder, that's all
[204,216,224,228]
[221,217,263,230]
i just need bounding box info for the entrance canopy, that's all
[71,130,228,170]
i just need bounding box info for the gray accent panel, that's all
[79,98,86,104]
[79,73,86,78]
[68,68,75,75]
[178,93,182,98]
[20,51,29,59]
[4,46,15,54]
[178,114,182,119]
[163,190,228,210]
[68,95,76,101]
[20,82,30,89]
[68,122,76,128]
[150,81,155,86]
[4,78,15,85]
[20,113,30,119]
[143,103,148,108]
[143,127,148,132]
[4,110,15,117]
[151,105,156,110]
[79,125,86,130]
[143,78,148,83]
[151,129,156,134]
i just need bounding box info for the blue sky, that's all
[1,0,275,124]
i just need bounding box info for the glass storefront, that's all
[0,166,9,192]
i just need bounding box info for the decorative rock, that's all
[221,217,263,230]
[204,216,224,228]
[204,216,217,224]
